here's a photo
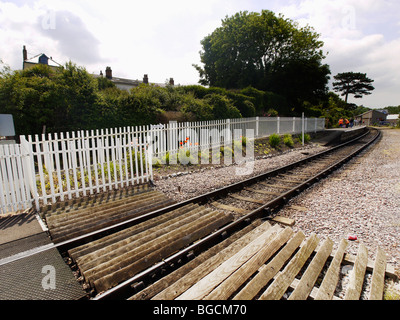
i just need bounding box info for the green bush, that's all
[283,134,294,147]
[269,133,281,148]
[177,148,196,165]
[297,133,311,144]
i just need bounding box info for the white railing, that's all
[0,116,324,215]
[148,116,325,158]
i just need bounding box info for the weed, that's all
[269,133,281,148]
[283,134,294,147]
[297,133,311,144]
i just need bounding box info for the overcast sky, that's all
[1,0,399,109]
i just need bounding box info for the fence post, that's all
[147,134,153,182]
[292,117,296,133]
[277,116,280,134]
[20,136,36,206]
[256,116,259,138]
[302,113,305,146]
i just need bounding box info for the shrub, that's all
[297,133,311,144]
[283,134,294,147]
[177,148,196,165]
[269,133,281,148]
[233,140,243,154]
[241,136,247,147]
[220,146,233,156]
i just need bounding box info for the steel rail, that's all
[57,127,371,253]
[94,128,380,300]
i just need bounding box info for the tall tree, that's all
[193,10,330,114]
[332,72,375,104]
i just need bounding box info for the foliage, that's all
[297,133,311,144]
[268,133,281,148]
[193,10,330,114]
[283,134,294,147]
[332,72,375,104]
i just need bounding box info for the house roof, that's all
[355,109,386,117]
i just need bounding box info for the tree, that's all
[193,10,330,113]
[332,72,375,104]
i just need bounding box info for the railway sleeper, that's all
[48,193,170,235]
[76,205,212,270]
[91,210,233,293]
[45,186,156,220]
[47,191,166,228]
[68,203,200,261]
[50,198,175,243]
[136,220,270,300]
[82,208,228,283]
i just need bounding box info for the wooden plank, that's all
[233,231,305,300]
[176,224,281,300]
[204,227,294,300]
[272,216,295,226]
[229,194,264,204]
[94,211,233,292]
[369,247,386,300]
[344,243,368,300]
[84,208,224,280]
[276,178,304,183]
[259,233,319,300]
[315,239,348,300]
[343,252,397,280]
[245,187,281,196]
[130,223,257,300]
[289,237,334,300]
[76,205,207,270]
[259,182,293,189]
[153,222,272,300]
[211,202,249,214]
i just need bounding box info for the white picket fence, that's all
[0,116,324,215]
[0,128,152,214]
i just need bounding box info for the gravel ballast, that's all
[279,128,400,274]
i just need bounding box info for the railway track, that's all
[42,127,388,300]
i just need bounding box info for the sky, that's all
[0,0,399,109]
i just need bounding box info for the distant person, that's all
[350,118,354,127]
[338,118,344,128]
[345,119,350,128]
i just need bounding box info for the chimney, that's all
[169,78,174,86]
[23,45,27,61]
[105,66,112,79]
[143,74,148,84]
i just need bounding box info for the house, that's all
[94,66,175,91]
[355,109,387,126]
[386,114,399,126]
[22,45,62,72]
[21,45,175,91]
